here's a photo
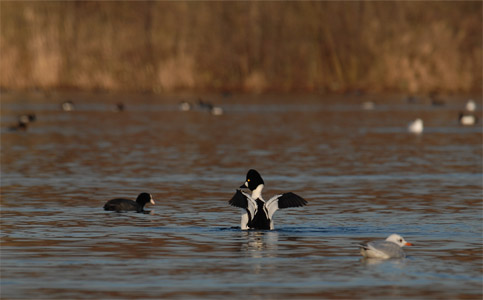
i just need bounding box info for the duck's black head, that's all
[240,169,264,191]
[135,193,155,207]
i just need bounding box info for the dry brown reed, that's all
[0,1,481,94]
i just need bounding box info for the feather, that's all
[266,192,307,220]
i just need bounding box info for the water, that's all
[1,92,482,299]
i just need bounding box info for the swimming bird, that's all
[358,234,413,259]
[103,193,155,213]
[61,100,75,111]
[459,112,478,126]
[18,113,36,123]
[361,101,375,110]
[210,106,223,116]
[197,98,223,115]
[8,113,35,131]
[179,101,192,111]
[408,118,423,134]
[197,98,213,110]
[114,102,125,112]
[228,169,307,230]
[465,99,476,112]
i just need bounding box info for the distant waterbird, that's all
[408,118,423,134]
[61,100,75,112]
[197,98,213,111]
[459,112,477,126]
[9,113,36,131]
[179,101,192,111]
[210,106,223,116]
[196,98,223,115]
[361,101,375,110]
[465,99,476,112]
[18,113,36,123]
[114,102,125,112]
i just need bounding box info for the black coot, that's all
[103,193,155,213]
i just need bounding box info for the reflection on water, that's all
[241,231,279,257]
[1,92,482,299]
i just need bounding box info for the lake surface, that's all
[1,92,482,299]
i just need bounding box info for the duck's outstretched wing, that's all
[228,189,257,219]
[266,192,307,219]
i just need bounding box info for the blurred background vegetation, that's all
[1,1,481,94]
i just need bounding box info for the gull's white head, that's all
[385,234,413,247]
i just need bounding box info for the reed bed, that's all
[1,1,481,94]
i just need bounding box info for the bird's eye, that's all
[399,239,402,242]
[247,179,250,182]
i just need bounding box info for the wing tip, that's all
[228,189,248,208]
[277,192,308,209]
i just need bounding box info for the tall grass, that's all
[0,1,481,94]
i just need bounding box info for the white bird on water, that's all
[210,106,224,116]
[459,112,477,126]
[458,99,478,126]
[465,99,476,112]
[61,100,75,112]
[408,118,423,134]
[358,234,413,259]
[361,101,375,110]
[179,101,192,111]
